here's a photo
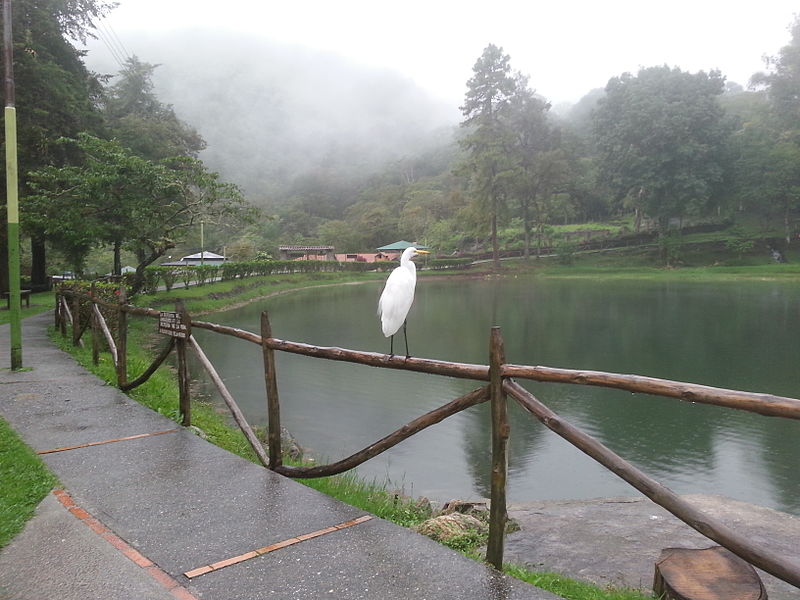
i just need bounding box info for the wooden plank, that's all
[654,546,767,600]
[37,429,179,455]
[183,515,373,579]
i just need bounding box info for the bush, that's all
[143,267,160,294]
[57,280,127,337]
[427,258,473,270]
[554,238,577,265]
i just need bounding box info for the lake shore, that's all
[505,494,800,600]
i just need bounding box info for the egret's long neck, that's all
[403,258,416,275]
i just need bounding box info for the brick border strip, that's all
[184,515,374,579]
[37,429,179,454]
[52,489,198,600]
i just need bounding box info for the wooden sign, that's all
[159,311,190,338]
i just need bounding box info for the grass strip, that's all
[504,565,654,600]
[0,417,58,548]
[0,290,55,326]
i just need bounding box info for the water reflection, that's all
[190,278,800,515]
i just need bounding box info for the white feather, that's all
[378,247,421,337]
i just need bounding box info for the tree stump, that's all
[653,546,767,600]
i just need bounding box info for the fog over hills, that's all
[83,29,457,200]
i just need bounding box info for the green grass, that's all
[0,290,55,326]
[0,417,58,548]
[497,247,800,282]
[137,271,385,314]
[505,565,654,600]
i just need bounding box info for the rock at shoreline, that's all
[413,513,488,544]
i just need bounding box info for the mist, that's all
[84,29,458,201]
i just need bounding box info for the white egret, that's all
[377,246,429,357]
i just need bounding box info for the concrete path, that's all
[0,313,555,600]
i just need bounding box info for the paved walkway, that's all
[0,313,555,600]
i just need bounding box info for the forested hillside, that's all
[2,2,799,285]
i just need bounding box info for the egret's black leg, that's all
[389,334,395,357]
[403,320,410,358]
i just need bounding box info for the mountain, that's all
[83,28,457,200]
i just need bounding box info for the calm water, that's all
[191,278,800,515]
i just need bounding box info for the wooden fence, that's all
[54,287,800,586]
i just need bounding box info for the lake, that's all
[190,277,800,515]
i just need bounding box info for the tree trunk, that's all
[522,197,531,260]
[113,240,122,276]
[491,209,500,270]
[31,235,47,291]
[785,204,791,245]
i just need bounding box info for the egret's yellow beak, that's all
[415,249,430,254]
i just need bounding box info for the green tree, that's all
[747,15,800,243]
[0,0,114,290]
[751,16,800,133]
[592,66,730,239]
[505,76,562,257]
[27,134,250,293]
[459,44,518,269]
[102,56,206,161]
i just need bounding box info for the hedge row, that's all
[56,281,128,335]
[139,258,472,292]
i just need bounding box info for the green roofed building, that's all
[376,241,430,252]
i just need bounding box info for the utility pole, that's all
[3,0,22,369]
[200,220,204,266]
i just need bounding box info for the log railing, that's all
[54,288,800,586]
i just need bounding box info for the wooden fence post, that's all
[59,294,67,338]
[262,311,282,469]
[175,299,191,427]
[71,293,81,347]
[90,283,99,366]
[487,326,509,570]
[116,285,128,386]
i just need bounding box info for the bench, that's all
[3,289,31,309]
[654,546,767,600]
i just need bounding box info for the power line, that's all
[94,18,129,69]
[103,19,131,62]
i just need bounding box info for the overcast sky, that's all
[89,0,798,106]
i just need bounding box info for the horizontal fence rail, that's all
[504,379,800,588]
[504,364,800,420]
[54,288,800,585]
